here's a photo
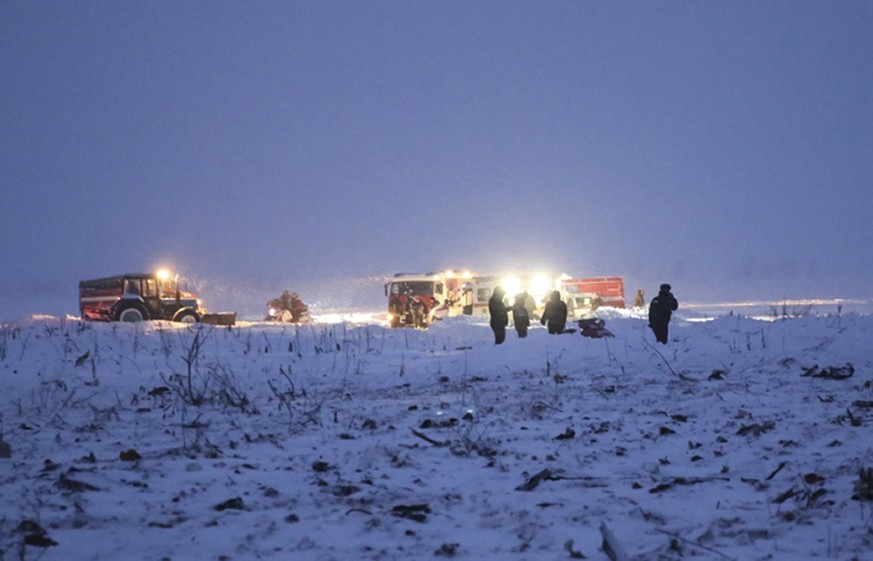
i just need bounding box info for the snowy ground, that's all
[1,310,872,561]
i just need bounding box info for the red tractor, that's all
[79,271,204,323]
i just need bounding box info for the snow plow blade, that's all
[202,312,236,326]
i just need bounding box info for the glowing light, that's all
[529,274,554,299]
[156,269,172,281]
[501,276,523,297]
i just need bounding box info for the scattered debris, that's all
[649,476,731,494]
[24,533,59,547]
[577,318,614,338]
[803,472,826,485]
[214,497,245,511]
[516,469,557,492]
[599,522,630,561]
[772,487,797,504]
[765,461,787,481]
[434,542,459,557]
[119,449,141,461]
[853,467,873,501]
[57,473,100,492]
[801,364,854,380]
[411,428,449,447]
[74,350,90,367]
[555,428,575,440]
[564,539,586,559]
[392,503,430,523]
[736,421,776,437]
[19,520,57,547]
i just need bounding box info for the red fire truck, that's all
[559,277,626,317]
[385,271,555,325]
[385,271,626,326]
[384,271,481,327]
[79,271,204,323]
[384,273,441,328]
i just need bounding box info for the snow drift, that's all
[1,311,872,560]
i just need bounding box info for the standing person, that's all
[522,290,537,318]
[633,288,646,308]
[511,294,530,338]
[540,290,568,334]
[409,295,428,329]
[488,286,508,344]
[648,283,678,344]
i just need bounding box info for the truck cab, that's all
[384,273,443,328]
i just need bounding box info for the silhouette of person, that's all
[633,289,645,308]
[648,283,678,344]
[409,295,428,329]
[512,294,530,338]
[488,286,508,344]
[540,290,568,334]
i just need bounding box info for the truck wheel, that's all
[174,310,200,324]
[118,306,146,322]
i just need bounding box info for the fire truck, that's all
[559,276,626,318]
[384,273,442,328]
[385,271,558,326]
[79,271,205,323]
[385,272,627,326]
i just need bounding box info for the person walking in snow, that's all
[540,290,568,334]
[648,283,678,344]
[512,294,530,338]
[488,286,508,344]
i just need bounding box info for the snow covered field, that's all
[1,310,872,561]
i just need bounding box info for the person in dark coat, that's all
[511,294,530,338]
[488,286,508,344]
[648,283,678,344]
[540,290,568,334]
[409,295,428,329]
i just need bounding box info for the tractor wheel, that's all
[174,310,200,324]
[117,306,146,323]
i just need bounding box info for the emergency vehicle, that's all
[559,277,626,318]
[385,271,560,325]
[385,272,627,326]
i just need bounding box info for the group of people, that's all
[487,283,679,345]
[488,288,571,344]
[389,293,430,329]
[265,290,310,323]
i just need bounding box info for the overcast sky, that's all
[2,1,872,317]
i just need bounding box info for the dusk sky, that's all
[2,2,872,317]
